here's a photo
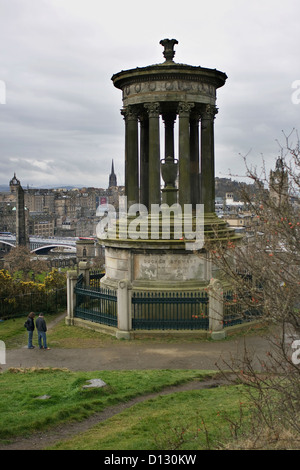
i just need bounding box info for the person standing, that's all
[35,313,50,350]
[25,312,35,349]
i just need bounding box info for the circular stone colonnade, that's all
[99,39,239,291]
[113,38,224,213]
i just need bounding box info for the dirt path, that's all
[3,322,271,372]
[0,373,234,451]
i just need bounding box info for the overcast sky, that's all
[0,0,299,189]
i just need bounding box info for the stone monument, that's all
[98,39,238,292]
[10,174,29,248]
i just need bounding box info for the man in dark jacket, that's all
[25,312,35,349]
[35,313,50,350]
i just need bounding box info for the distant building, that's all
[269,157,289,207]
[223,213,252,231]
[1,165,124,239]
[13,175,29,247]
[224,192,244,209]
[9,173,20,194]
[28,212,55,237]
[109,160,117,188]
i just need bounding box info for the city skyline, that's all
[0,0,299,189]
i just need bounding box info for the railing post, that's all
[209,278,226,340]
[116,279,132,339]
[66,270,78,325]
[78,261,90,286]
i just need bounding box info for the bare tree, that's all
[212,130,300,448]
[3,246,48,279]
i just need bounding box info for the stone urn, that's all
[159,38,178,63]
[161,156,178,188]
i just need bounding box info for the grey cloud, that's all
[0,0,299,188]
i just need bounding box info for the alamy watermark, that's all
[291,340,300,365]
[291,80,300,104]
[0,80,6,104]
[285,334,300,365]
[96,196,204,250]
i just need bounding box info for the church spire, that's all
[109,159,117,188]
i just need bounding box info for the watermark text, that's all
[291,339,300,365]
[291,80,300,104]
[96,197,204,251]
[0,80,6,104]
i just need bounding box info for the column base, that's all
[210,330,226,340]
[116,330,131,340]
[65,316,74,326]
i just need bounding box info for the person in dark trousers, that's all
[25,312,35,349]
[35,313,50,350]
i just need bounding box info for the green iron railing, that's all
[74,273,117,327]
[0,287,67,320]
[223,290,262,327]
[89,270,105,289]
[132,290,209,330]
[73,271,262,332]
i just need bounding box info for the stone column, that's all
[78,261,90,286]
[116,279,132,339]
[178,102,194,206]
[139,113,149,209]
[0,340,5,366]
[122,105,139,207]
[145,102,161,206]
[209,278,226,340]
[163,112,176,160]
[190,112,200,209]
[66,270,78,325]
[200,105,217,213]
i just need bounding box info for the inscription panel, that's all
[133,253,205,282]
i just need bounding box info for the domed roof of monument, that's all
[112,39,227,91]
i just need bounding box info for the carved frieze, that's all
[122,80,216,98]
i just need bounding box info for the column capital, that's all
[121,105,139,120]
[144,102,160,118]
[178,102,194,117]
[200,104,218,120]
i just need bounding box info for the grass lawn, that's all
[0,368,217,442]
[0,367,249,450]
[0,312,122,349]
[48,383,249,450]
[0,311,253,450]
[0,313,67,349]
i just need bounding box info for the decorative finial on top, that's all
[159,38,178,63]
